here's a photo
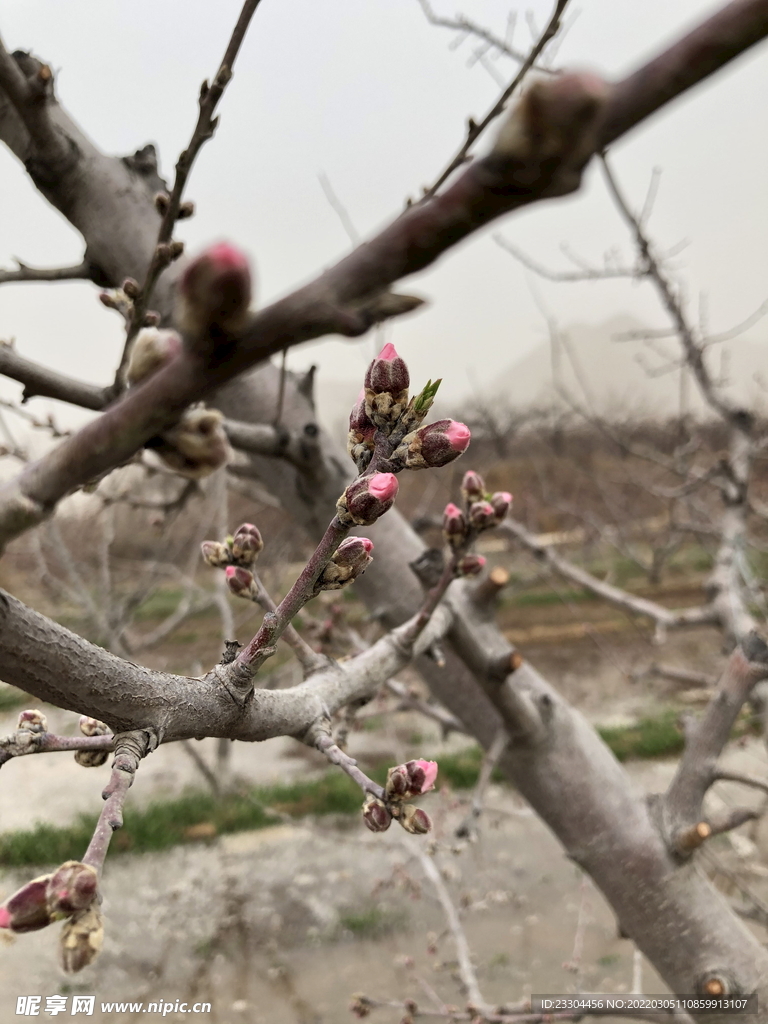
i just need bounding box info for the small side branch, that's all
[663,633,768,854]
[0,259,93,285]
[82,729,151,876]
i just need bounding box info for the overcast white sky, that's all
[1,0,767,425]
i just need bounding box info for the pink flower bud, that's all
[457,554,486,577]
[398,420,471,470]
[468,500,495,530]
[364,343,410,395]
[386,760,438,801]
[333,536,374,567]
[461,470,486,502]
[318,537,374,591]
[399,805,432,835]
[17,709,47,734]
[362,796,392,833]
[405,759,438,794]
[46,862,98,919]
[201,540,231,568]
[178,242,252,335]
[231,523,264,565]
[225,565,254,598]
[490,491,513,521]
[337,473,399,526]
[442,503,468,548]
[0,875,53,933]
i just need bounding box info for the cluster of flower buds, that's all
[0,860,97,934]
[442,471,513,553]
[391,419,471,471]
[362,759,437,837]
[336,473,399,527]
[201,522,264,571]
[176,242,253,338]
[74,716,111,768]
[316,537,374,592]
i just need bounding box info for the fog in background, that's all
[1,0,767,432]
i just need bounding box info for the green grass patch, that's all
[338,905,402,938]
[597,710,684,762]
[0,685,33,713]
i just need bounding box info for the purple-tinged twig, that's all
[112,0,264,391]
[419,0,569,200]
[0,730,114,765]
[314,734,385,801]
[234,569,328,676]
[81,730,150,876]
[0,259,92,286]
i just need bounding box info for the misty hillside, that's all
[490,314,768,420]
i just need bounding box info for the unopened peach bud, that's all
[126,328,182,386]
[177,200,195,220]
[461,470,486,502]
[362,796,392,833]
[122,278,140,299]
[399,804,432,835]
[468,500,495,530]
[47,862,98,918]
[333,536,374,568]
[347,390,376,469]
[201,540,231,568]
[405,759,438,794]
[398,419,471,470]
[386,764,410,800]
[60,904,103,974]
[17,709,47,734]
[337,473,399,526]
[490,491,512,521]
[364,343,410,395]
[74,750,110,768]
[231,523,264,564]
[178,241,253,335]
[143,310,161,327]
[78,716,109,737]
[318,537,374,591]
[349,995,372,1019]
[154,192,170,215]
[458,554,486,577]
[225,565,254,598]
[155,407,232,479]
[0,875,53,932]
[442,503,468,548]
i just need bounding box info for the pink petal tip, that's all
[369,473,399,501]
[446,421,471,451]
[377,343,399,362]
